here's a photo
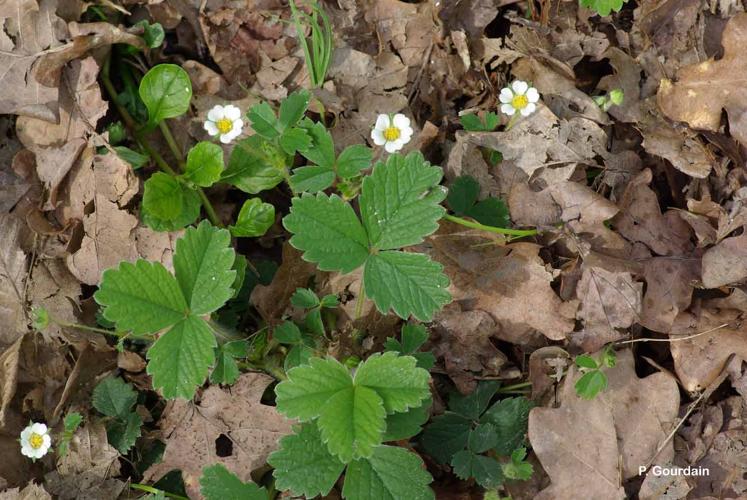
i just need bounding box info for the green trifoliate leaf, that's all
[114,146,149,169]
[298,119,335,168]
[451,450,503,488]
[469,422,498,453]
[268,423,345,498]
[290,165,336,192]
[285,344,313,371]
[200,464,268,500]
[575,370,608,400]
[468,197,510,227]
[108,410,143,454]
[93,376,138,419]
[283,192,369,273]
[275,356,353,421]
[318,384,386,462]
[481,397,532,455]
[580,0,625,16]
[139,64,192,126]
[420,412,472,464]
[274,321,303,344]
[279,89,311,129]
[337,145,372,178]
[222,136,287,194]
[147,315,216,399]
[229,198,275,237]
[278,127,311,155]
[184,142,224,187]
[94,259,187,335]
[174,221,236,315]
[384,324,435,369]
[247,102,281,139]
[450,381,500,420]
[354,352,430,414]
[360,151,446,250]
[342,445,435,500]
[58,412,83,457]
[447,175,480,215]
[141,173,200,231]
[503,447,534,480]
[291,288,319,308]
[575,354,599,369]
[383,397,431,442]
[459,112,499,132]
[320,294,339,308]
[363,251,451,321]
[134,20,165,48]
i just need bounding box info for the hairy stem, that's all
[443,214,538,238]
[130,483,188,500]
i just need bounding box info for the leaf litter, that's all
[3,0,747,497]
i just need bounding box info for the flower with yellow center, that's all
[204,104,244,144]
[20,422,52,460]
[499,80,540,117]
[371,113,414,153]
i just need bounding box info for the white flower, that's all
[499,81,540,117]
[204,104,243,144]
[20,422,52,460]
[371,113,413,153]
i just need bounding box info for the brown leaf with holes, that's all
[143,373,292,500]
[658,13,747,145]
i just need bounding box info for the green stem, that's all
[159,120,184,163]
[51,317,128,338]
[130,483,189,500]
[354,280,366,320]
[443,214,538,238]
[496,381,533,393]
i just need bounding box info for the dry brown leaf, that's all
[27,259,80,343]
[0,482,52,500]
[0,337,22,429]
[658,13,747,146]
[45,422,123,500]
[638,470,692,500]
[529,349,678,498]
[364,0,436,67]
[701,233,747,288]
[640,256,699,333]
[0,214,28,347]
[427,223,578,343]
[612,169,693,256]
[640,119,713,179]
[144,373,292,499]
[574,266,642,351]
[670,308,747,391]
[0,0,67,121]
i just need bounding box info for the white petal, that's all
[31,448,46,459]
[223,105,241,121]
[31,423,47,435]
[392,114,410,129]
[42,435,52,448]
[374,114,389,131]
[21,446,34,458]
[499,88,514,103]
[399,131,413,145]
[500,103,516,116]
[204,122,219,136]
[207,105,224,122]
[219,133,234,144]
[225,129,242,142]
[521,103,536,116]
[231,119,244,135]
[392,138,406,150]
[371,128,387,146]
[511,80,528,95]
[20,428,31,441]
[384,141,399,153]
[526,88,540,103]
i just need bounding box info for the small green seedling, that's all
[92,376,143,454]
[574,345,616,399]
[459,112,503,165]
[290,287,338,336]
[421,382,533,489]
[594,88,624,112]
[57,412,83,458]
[290,0,333,88]
[268,353,435,499]
[384,324,435,370]
[580,0,627,17]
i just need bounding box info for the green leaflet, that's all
[92,376,138,419]
[199,464,267,500]
[382,397,431,442]
[221,135,287,194]
[108,411,143,454]
[184,142,224,187]
[229,198,275,238]
[283,193,369,273]
[247,90,311,155]
[446,175,510,228]
[580,0,625,16]
[269,423,345,498]
[141,172,201,231]
[451,450,503,488]
[139,64,192,126]
[95,222,238,399]
[342,445,435,500]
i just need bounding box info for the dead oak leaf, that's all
[0,0,67,121]
[658,13,747,146]
[0,214,28,348]
[426,223,578,343]
[701,233,747,288]
[143,373,292,500]
[640,256,700,333]
[574,266,642,351]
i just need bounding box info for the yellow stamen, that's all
[511,94,529,110]
[383,126,401,141]
[216,118,233,134]
[29,433,44,449]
